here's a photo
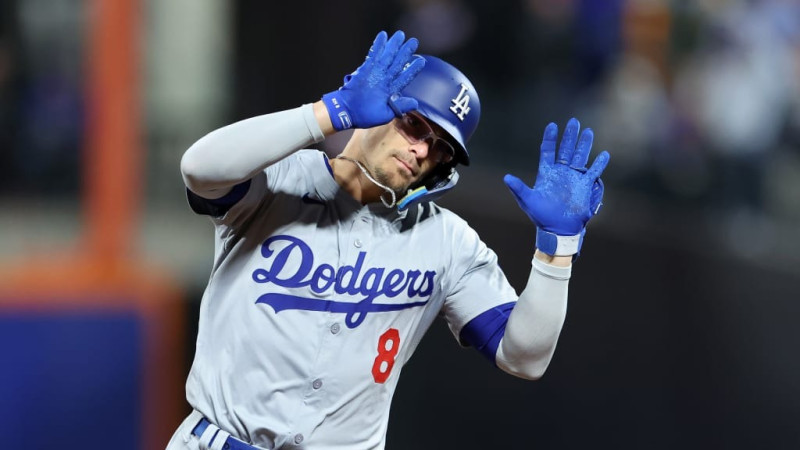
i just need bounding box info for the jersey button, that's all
[312,379,323,390]
[354,238,362,248]
[294,434,304,444]
[330,323,341,334]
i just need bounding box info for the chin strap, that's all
[335,155,397,208]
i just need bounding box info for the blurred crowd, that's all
[398,0,800,223]
[0,0,85,197]
[1,0,799,225]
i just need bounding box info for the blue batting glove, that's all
[504,118,610,256]
[322,30,426,131]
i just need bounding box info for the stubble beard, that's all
[374,165,410,196]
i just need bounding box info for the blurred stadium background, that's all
[1,0,799,448]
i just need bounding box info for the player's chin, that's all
[385,174,416,196]
[395,170,423,191]
[388,180,412,195]
[384,163,415,185]
[376,167,410,192]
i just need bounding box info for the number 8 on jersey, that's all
[372,328,400,383]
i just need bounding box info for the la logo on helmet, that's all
[449,83,471,121]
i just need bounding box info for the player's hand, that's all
[503,118,610,256]
[322,30,426,131]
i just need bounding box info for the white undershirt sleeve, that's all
[495,257,572,380]
[180,103,325,199]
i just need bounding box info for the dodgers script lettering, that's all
[252,235,436,328]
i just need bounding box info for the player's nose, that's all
[408,140,430,160]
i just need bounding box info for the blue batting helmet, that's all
[400,55,480,166]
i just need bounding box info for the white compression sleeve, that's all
[495,257,571,380]
[180,103,325,199]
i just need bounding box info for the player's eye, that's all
[402,114,433,139]
[395,113,457,163]
[404,115,420,127]
[431,140,455,164]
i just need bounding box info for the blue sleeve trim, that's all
[186,180,252,217]
[323,154,334,177]
[459,301,515,366]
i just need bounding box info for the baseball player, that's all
[167,30,609,450]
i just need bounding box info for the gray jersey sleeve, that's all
[437,213,519,342]
[206,150,326,232]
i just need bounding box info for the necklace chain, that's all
[335,155,397,208]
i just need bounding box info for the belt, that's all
[192,417,259,450]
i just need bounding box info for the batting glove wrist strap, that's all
[322,91,353,131]
[536,228,585,256]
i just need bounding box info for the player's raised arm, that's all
[495,118,610,379]
[180,104,326,200]
[180,30,425,200]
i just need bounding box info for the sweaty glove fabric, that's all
[504,118,610,254]
[322,30,426,131]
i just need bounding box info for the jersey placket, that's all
[289,206,375,445]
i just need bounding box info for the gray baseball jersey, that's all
[183,149,517,449]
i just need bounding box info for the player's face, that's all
[361,113,455,193]
[392,113,456,166]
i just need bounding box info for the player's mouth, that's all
[393,156,417,177]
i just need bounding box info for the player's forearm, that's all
[181,103,326,198]
[495,258,571,380]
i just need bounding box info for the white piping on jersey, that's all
[335,155,397,208]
